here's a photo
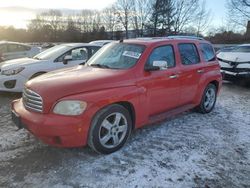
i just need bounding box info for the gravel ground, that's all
[0,82,249,188]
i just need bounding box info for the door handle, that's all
[197,69,205,74]
[169,74,178,79]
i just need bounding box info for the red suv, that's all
[12,37,222,154]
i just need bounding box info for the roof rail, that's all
[167,35,204,40]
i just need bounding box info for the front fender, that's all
[51,86,146,128]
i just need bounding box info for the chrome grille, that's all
[22,88,43,113]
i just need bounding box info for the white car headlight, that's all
[2,67,25,76]
[53,100,87,116]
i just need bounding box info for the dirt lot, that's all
[0,82,249,188]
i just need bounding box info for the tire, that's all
[88,104,132,154]
[196,84,217,114]
[29,72,46,80]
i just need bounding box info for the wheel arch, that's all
[29,71,47,80]
[196,79,220,106]
[115,101,136,130]
[209,80,219,93]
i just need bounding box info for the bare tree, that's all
[172,0,199,34]
[78,9,95,33]
[40,10,63,41]
[132,0,153,37]
[102,6,117,38]
[227,0,250,28]
[194,0,212,36]
[114,0,134,39]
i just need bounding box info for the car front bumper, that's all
[221,70,250,80]
[0,74,27,92]
[11,99,90,148]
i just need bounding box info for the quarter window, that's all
[200,43,215,62]
[178,43,200,65]
[147,45,175,68]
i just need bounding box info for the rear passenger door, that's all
[143,45,180,115]
[178,43,205,105]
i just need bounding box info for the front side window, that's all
[146,45,175,68]
[178,43,200,65]
[200,43,215,62]
[87,43,145,69]
[71,48,88,61]
[56,47,89,62]
[34,45,72,60]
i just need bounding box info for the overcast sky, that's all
[0,0,227,28]
[0,0,116,10]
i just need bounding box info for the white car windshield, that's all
[231,46,250,53]
[34,45,72,60]
[87,43,145,69]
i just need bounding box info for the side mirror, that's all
[63,55,73,65]
[145,60,168,71]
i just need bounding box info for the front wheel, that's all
[88,104,132,154]
[196,84,217,114]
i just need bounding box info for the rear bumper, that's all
[11,99,90,147]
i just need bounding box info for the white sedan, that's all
[0,43,101,92]
[217,44,250,83]
[0,41,41,62]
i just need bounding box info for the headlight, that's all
[53,100,87,116]
[2,67,25,76]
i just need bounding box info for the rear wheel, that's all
[88,104,132,154]
[196,84,217,114]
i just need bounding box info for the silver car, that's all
[0,41,41,62]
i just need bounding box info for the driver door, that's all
[142,45,181,116]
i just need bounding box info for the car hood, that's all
[217,52,250,63]
[26,65,135,105]
[0,58,45,70]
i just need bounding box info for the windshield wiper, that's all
[89,64,111,69]
[33,57,41,60]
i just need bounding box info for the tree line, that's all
[0,0,250,43]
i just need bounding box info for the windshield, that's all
[230,46,250,53]
[34,45,72,60]
[87,43,145,69]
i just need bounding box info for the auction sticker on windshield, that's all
[122,51,141,59]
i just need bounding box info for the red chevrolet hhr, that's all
[12,37,222,154]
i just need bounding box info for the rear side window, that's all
[178,43,200,65]
[20,45,31,51]
[7,44,30,52]
[147,45,175,68]
[0,44,8,53]
[200,43,215,62]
